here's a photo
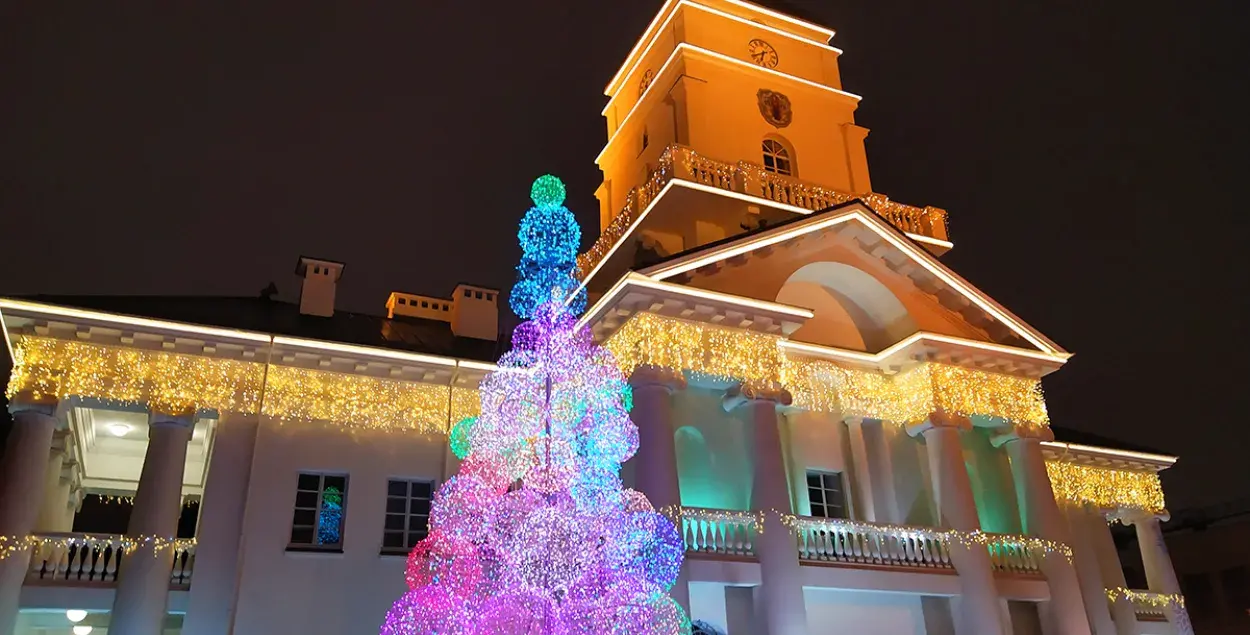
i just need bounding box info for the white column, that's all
[724,383,806,635]
[183,414,259,635]
[629,365,689,614]
[1073,504,1139,635]
[845,417,899,523]
[1125,512,1193,634]
[996,427,1093,635]
[0,397,59,633]
[35,432,75,532]
[908,415,1005,635]
[109,411,195,635]
[1059,502,1120,635]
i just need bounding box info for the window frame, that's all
[287,472,349,552]
[805,470,848,519]
[380,478,436,555]
[762,138,794,176]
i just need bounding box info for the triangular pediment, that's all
[636,201,1066,356]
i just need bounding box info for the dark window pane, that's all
[806,474,822,487]
[292,509,316,526]
[323,475,346,491]
[383,532,404,548]
[295,491,318,508]
[298,473,320,490]
[387,498,407,514]
[388,481,407,497]
[413,482,433,498]
[410,499,431,515]
[823,473,840,489]
[763,155,775,169]
[810,503,826,518]
[385,514,406,530]
[409,515,429,531]
[290,527,313,544]
[808,488,824,505]
[776,159,791,173]
[408,533,424,548]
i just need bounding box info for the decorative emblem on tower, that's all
[756,89,792,128]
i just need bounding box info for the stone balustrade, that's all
[676,508,762,558]
[1106,587,1183,623]
[789,516,953,570]
[578,144,949,278]
[983,534,1046,575]
[25,532,196,587]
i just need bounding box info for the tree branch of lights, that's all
[378,176,690,634]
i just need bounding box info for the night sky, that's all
[1,1,1246,511]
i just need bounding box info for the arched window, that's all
[761,138,793,176]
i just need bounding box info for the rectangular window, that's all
[289,472,348,550]
[806,471,847,519]
[485,293,494,301]
[382,479,435,554]
[421,301,429,308]
[464,290,471,298]
[474,291,483,299]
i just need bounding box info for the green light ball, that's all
[530,174,566,210]
[450,416,476,460]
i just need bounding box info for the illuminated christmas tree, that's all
[379,176,690,635]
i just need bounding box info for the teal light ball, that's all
[530,175,566,210]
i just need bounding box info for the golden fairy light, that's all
[1046,461,1166,514]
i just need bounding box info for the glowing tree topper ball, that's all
[380,176,690,635]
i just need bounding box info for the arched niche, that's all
[776,261,918,351]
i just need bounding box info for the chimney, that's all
[295,256,345,317]
[450,284,499,340]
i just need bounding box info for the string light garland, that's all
[0,534,196,561]
[1105,587,1186,610]
[661,505,765,535]
[7,337,263,415]
[379,176,690,634]
[606,312,1049,427]
[6,337,481,434]
[1046,461,1166,514]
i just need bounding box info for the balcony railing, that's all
[1106,588,1183,622]
[26,532,197,587]
[677,508,762,558]
[983,534,1045,575]
[790,516,953,570]
[578,144,950,278]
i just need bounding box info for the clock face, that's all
[748,39,779,68]
[638,69,655,96]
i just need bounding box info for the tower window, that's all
[762,139,793,176]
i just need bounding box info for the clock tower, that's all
[581,1,945,295]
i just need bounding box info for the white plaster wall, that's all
[671,386,753,511]
[784,410,849,517]
[230,419,448,635]
[688,581,730,633]
[803,588,928,635]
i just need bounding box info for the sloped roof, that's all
[639,200,1067,356]
[15,295,506,362]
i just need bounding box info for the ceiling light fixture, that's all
[107,423,133,437]
[65,610,87,623]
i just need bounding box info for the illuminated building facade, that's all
[0,1,1190,634]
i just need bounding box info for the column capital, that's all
[149,410,196,429]
[1115,507,1170,525]
[990,424,1054,448]
[722,382,791,412]
[7,392,58,418]
[628,365,687,393]
[905,410,971,438]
